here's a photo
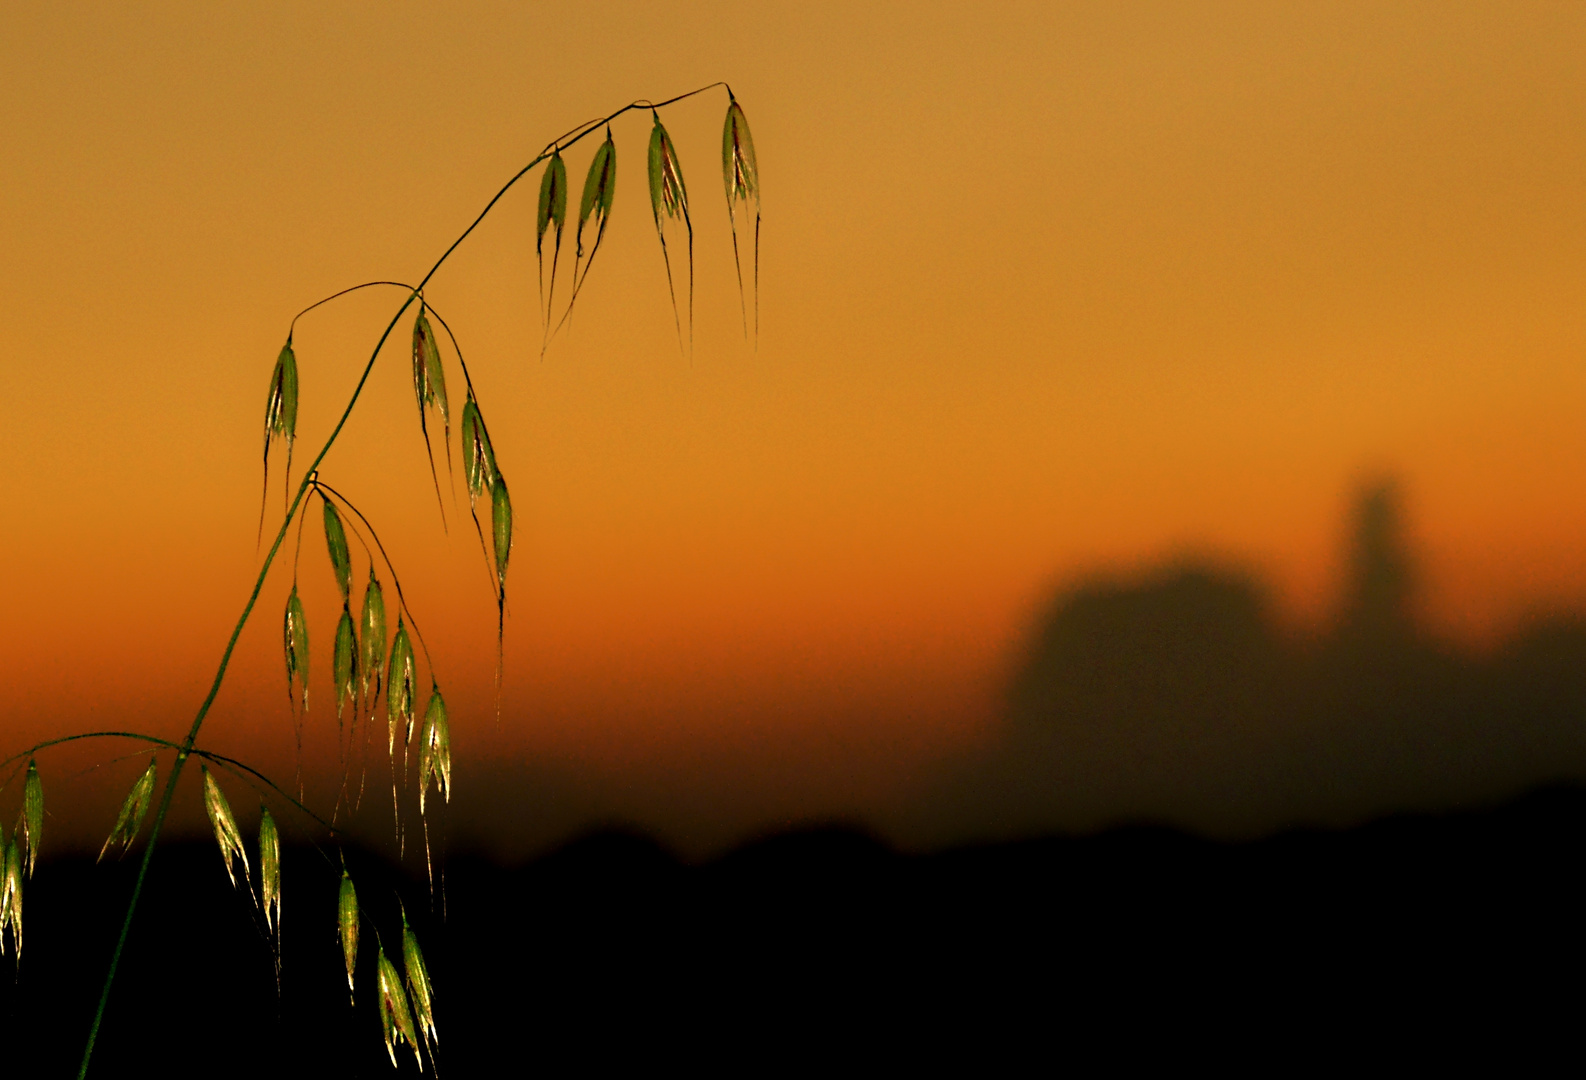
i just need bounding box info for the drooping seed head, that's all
[285,586,309,710]
[201,766,249,890]
[721,97,759,211]
[359,568,388,706]
[387,620,417,755]
[460,397,498,505]
[402,912,439,1062]
[537,150,568,255]
[418,687,451,815]
[337,870,358,1001]
[412,308,450,428]
[22,760,42,878]
[333,606,359,720]
[576,130,617,259]
[259,807,281,935]
[322,499,352,603]
[376,945,422,1069]
[99,755,157,862]
[264,342,299,447]
[491,471,513,588]
[648,115,689,226]
[2,840,20,956]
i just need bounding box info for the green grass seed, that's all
[201,766,250,890]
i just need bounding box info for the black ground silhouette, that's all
[9,786,1585,1074]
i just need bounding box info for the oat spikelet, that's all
[259,807,281,936]
[333,605,359,721]
[322,498,353,602]
[201,766,249,890]
[22,759,43,878]
[285,586,310,711]
[377,946,422,1069]
[418,686,451,815]
[260,340,298,540]
[721,94,761,340]
[647,111,693,350]
[99,755,157,862]
[387,620,417,757]
[338,869,359,1002]
[537,150,569,336]
[0,837,19,957]
[460,396,498,508]
[359,567,388,708]
[402,910,439,1065]
[412,306,451,524]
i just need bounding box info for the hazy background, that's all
[4,1,1586,860]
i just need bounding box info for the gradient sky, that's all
[4,2,1586,855]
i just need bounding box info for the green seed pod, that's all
[491,471,513,587]
[387,620,416,754]
[22,760,42,878]
[402,911,439,1062]
[359,568,387,706]
[99,755,157,862]
[577,130,617,259]
[337,870,358,1002]
[648,114,689,226]
[262,342,299,508]
[3,840,21,956]
[537,150,568,256]
[412,308,449,426]
[322,499,352,602]
[201,766,249,890]
[721,94,761,338]
[418,687,451,815]
[333,605,359,720]
[460,397,497,505]
[264,342,298,446]
[376,945,422,1069]
[722,97,759,206]
[285,585,309,710]
[259,807,280,935]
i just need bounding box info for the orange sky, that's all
[4,2,1586,855]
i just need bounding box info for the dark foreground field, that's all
[8,785,1585,1075]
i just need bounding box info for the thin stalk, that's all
[76,82,733,1077]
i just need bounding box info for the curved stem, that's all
[77,82,733,1077]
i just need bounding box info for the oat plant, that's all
[0,83,759,1077]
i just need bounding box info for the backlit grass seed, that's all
[285,585,309,710]
[418,688,451,814]
[99,755,157,862]
[402,912,439,1063]
[322,498,352,602]
[491,472,513,588]
[2,840,21,956]
[360,568,388,707]
[377,946,422,1070]
[387,621,416,754]
[334,606,359,720]
[23,759,42,877]
[201,767,249,890]
[259,807,281,935]
[338,870,358,1002]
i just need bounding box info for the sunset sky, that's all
[4,2,1585,856]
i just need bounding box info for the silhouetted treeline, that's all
[928,481,1586,840]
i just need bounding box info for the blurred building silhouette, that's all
[929,479,1586,842]
[1339,479,1415,643]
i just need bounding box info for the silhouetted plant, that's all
[0,82,759,1077]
